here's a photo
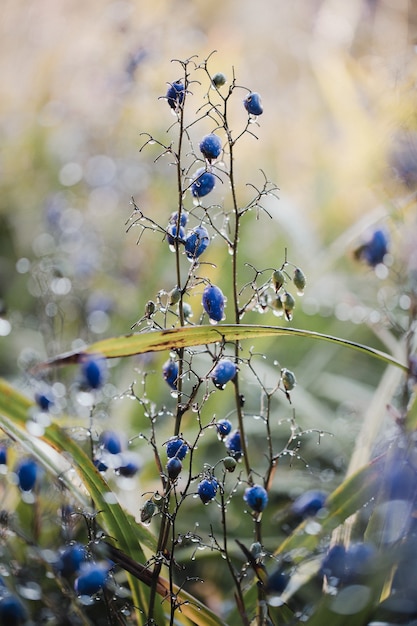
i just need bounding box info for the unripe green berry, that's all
[145,300,156,318]
[272,269,285,292]
[283,292,295,321]
[223,456,237,472]
[281,368,296,391]
[169,286,181,306]
[212,72,226,88]
[140,499,158,524]
[293,268,306,293]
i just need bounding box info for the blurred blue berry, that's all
[191,168,216,198]
[225,430,242,460]
[0,595,26,626]
[243,92,263,116]
[116,453,141,477]
[169,210,188,227]
[166,81,185,111]
[166,437,189,460]
[211,359,237,389]
[321,541,376,585]
[100,430,123,455]
[202,284,225,323]
[16,458,38,492]
[216,419,232,439]
[35,388,54,411]
[265,568,289,595]
[291,490,327,519]
[162,359,179,390]
[57,543,88,577]
[94,458,108,472]
[185,225,210,260]
[80,355,107,390]
[75,562,108,596]
[320,544,347,582]
[167,223,185,248]
[356,228,389,266]
[197,477,218,504]
[199,134,222,162]
[244,484,268,513]
[0,446,7,465]
[167,457,182,480]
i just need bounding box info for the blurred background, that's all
[1,0,417,583]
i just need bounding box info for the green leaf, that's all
[37,324,407,371]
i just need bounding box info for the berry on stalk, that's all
[202,284,225,323]
[199,134,222,162]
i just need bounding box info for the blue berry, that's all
[100,430,123,455]
[199,134,222,162]
[167,223,185,248]
[167,457,182,480]
[166,81,185,111]
[16,458,38,492]
[57,543,88,577]
[80,355,107,390]
[265,568,289,595]
[202,284,225,323]
[75,562,108,596]
[35,388,54,411]
[190,168,216,198]
[185,225,210,260]
[320,544,347,582]
[225,430,242,460]
[244,484,268,513]
[291,490,327,519]
[0,446,7,465]
[169,211,188,227]
[216,419,232,439]
[243,92,263,116]
[162,359,179,390]
[211,359,237,389]
[197,477,218,504]
[166,437,189,460]
[116,453,141,477]
[321,542,376,585]
[0,595,26,625]
[94,458,108,472]
[361,228,389,266]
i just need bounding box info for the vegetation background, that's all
[1,0,417,619]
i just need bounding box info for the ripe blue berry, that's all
[75,562,108,596]
[243,92,263,116]
[0,446,7,465]
[291,490,327,519]
[166,437,189,460]
[167,223,185,248]
[80,355,107,390]
[265,568,289,595]
[57,543,88,577]
[225,430,242,460]
[211,359,237,389]
[169,210,188,227]
[15,458,38,492]
[100,430,123,455]
[162,359,179,390]
[185,225,210,260]
[116,452,141,477]
[216,419,232,439]
[197,477,218,504]
[0,595,26,625]
[190,168,216,198]
[202,284,225,323]
[360,228,389,266]
[199,134,222,162]
[167,457,182,480]
[244,484,268,513]
[166,81,185,111]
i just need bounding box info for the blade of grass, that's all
[36,324,407,371]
